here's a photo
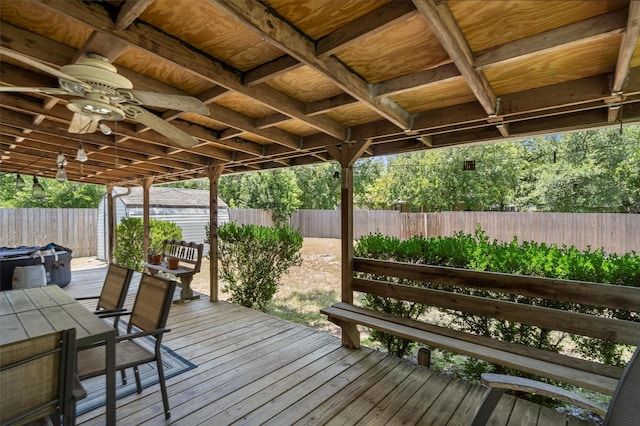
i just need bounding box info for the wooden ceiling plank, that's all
[412,0,497,115]
[316,1,418,58]
[211,0,412,131]
[207,103,300,149]
[116,0,155,30]
[612,1,640,93]
[39,0,348,141]
[475,8,628,69]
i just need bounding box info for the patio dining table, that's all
[0,285,116,425]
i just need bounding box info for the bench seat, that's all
[321,302,622,395]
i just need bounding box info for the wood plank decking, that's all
[63,266,594,426]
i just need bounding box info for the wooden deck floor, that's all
[64,265,593,426]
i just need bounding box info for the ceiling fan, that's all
[0,46,210,148]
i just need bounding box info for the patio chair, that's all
[77,274,177,419]
[0,328,78,426]
[76,263,134,321]
[469,342,640,426]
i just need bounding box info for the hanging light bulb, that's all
[56,150,67,167]
[76,142,88,162]
[56,164,68,183]
[15,173,25,189]
[99,122,112,135]
[32,176,45,199]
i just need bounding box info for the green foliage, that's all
[0,173,104,208]
[220,169,302,224]
[354,229,639,379]
[216,223,303,311]
[114,218,182,271]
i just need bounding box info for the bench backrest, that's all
[353,257,640,346]
[162,240,203,273]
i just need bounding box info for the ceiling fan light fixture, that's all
[16,173,25,189]
[56,165,68,183]
[67,99,125,122]
[32,176,45,199]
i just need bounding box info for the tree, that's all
[292,163,340,209]
[220,169,302,224]
[0,173,104,208]
[522,129,633,212]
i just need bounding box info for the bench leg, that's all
[340,321,360,349]
[469,387,505,426]
[173,275,200,304]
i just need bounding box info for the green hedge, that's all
[354,227,639,382]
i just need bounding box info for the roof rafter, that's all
[211,0,412,131]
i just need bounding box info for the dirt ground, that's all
[71,238,343,333]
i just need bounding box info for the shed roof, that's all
[1,0,639,187]
[113,187,228,209]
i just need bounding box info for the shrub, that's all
[114,217,182,271]
[354,227,640,379]
[216,222,302,311]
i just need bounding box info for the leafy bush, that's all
[215,222,302,310]
[114,217,182,271]
[354,227,640,380]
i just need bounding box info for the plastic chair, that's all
[77,274,177,419]
[0,328,78,426]
[470,343,640,425]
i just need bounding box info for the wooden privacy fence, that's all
[286,210,639,255]
[0,208,96,257]
[2,208,637,258]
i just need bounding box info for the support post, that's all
[334,138,371,349]
[106,184,114,264]
[142,177,153,263]
[208,165,224,302]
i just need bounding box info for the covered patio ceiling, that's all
[1,0,639,187]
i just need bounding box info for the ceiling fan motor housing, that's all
[60,54,133,93]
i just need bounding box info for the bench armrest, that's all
[469,373,607,426]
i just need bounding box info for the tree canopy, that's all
[2,127,638,214]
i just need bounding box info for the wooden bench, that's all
[322,257,640,396]
[143,239,203,303]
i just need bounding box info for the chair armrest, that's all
[94,308,129,317]
[481,373,607,417]
[75,296,99,301]
[116,328,171,342]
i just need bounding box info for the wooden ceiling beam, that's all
[476,8,628,69]
[116,0,155,30]
[211,0,412,131]
[412,0,497,116]
[612,2,640,93]
[609,2,640,122]
[316,1,418,58]
[38,0,348,141]
[244,55,303,86]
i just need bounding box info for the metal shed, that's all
[97,187,229,261]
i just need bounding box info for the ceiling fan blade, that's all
[130,108,198,148]
[0,86,70,95]
[68,113,98,134]
[125,89,210,116]
[0,46,91,90]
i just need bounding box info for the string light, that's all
[32,176,45,199]
[15,173,25,189]
[76,141,88,162]
[55,164,68,183]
